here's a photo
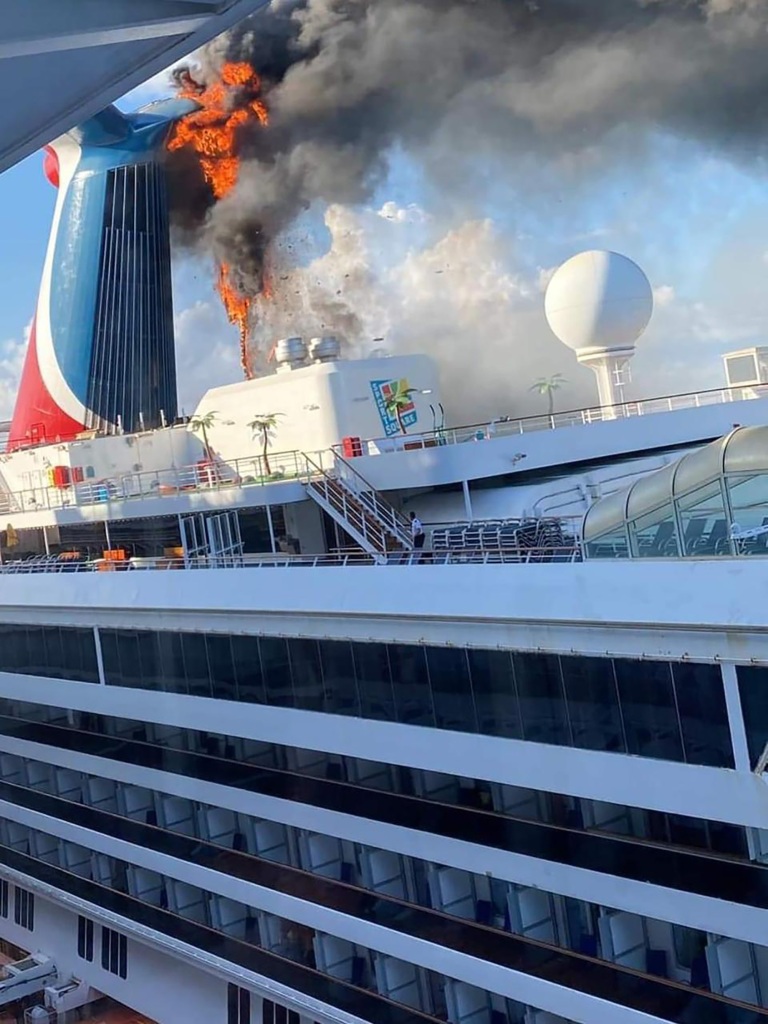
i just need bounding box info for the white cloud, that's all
[174,301,241,414]
[247,204,392,363]
[0,324,30,420]
[384,219,593,421]
[653,284,676,308]
[242,209,597,423]
[536,265,558,293]
[633,293,761,397]
[377,201,429,224]
[170,152,768,425]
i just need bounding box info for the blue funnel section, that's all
[74,103,196,434]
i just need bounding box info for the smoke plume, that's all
[165,0,768,413]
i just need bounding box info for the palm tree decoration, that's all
[248,413,282,476]
[384,383,419,435]
[189,410,217,460]
[530,374,567,417]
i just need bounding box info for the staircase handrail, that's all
[302,452,390,559]
[301,451,332,482]
[331,452,412,546]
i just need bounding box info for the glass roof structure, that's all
[583,425,768,559]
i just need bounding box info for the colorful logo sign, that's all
[370,377,418,437]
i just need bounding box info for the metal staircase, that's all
[0,466,18,514]
[303,453,412,561]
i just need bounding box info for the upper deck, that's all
[347,383,767,453]
[1,383,766,529]
[0,381,765,571]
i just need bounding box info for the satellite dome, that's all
[545,250,653,353]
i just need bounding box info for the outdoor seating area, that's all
[431,517,578,557]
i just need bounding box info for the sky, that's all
[0,53,767,425]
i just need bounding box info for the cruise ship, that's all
[4,9,768,1024]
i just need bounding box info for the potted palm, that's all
[530,374,567,418]
[189,410,217,460]
[189,410,219,486]
[248,413,283,477]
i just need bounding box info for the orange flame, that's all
[217,264,253,377]
[169,61,267,200]
[169,62,270,378]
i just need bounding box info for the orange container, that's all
[102,549,126,562]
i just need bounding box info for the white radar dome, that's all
[544,250,653,353]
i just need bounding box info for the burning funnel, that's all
[8,99,197,450]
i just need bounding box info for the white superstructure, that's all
[0,318,765,1024]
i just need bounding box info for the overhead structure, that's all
[0,0,269,175]
[583,425,768,559]
[545,250,654,415]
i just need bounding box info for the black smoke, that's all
[164,0,768,311]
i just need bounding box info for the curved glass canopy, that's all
[583,425,768,558]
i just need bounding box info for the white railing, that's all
[3,382,759,520]
[302,454,396,556]
[333,453,412,547]
[334,384,766,458]
[0,546,584,574]
[0,448,336,517]
[308,475,389,555]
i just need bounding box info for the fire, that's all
[169,61,270,378]
[217,264,253,378]
[169,61,267,200]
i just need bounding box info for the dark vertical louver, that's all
[89,161,177,434]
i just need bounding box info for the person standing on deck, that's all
[410,512,425,551]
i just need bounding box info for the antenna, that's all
[545,250,654,416]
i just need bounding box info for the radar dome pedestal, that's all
[545,250,653,416]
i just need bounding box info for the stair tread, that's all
[306,472,409,554]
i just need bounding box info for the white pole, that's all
[266,504,277,554]
[462,480,473,521]
[43,526,50,556]
[169,423,177,468]
[178,513,189,568]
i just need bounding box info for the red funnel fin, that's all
[7,318,85,451]
[43,146,59,189]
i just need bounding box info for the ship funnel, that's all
[309,336,341,363]
[275,337,308,371]
[8,101,195,450]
